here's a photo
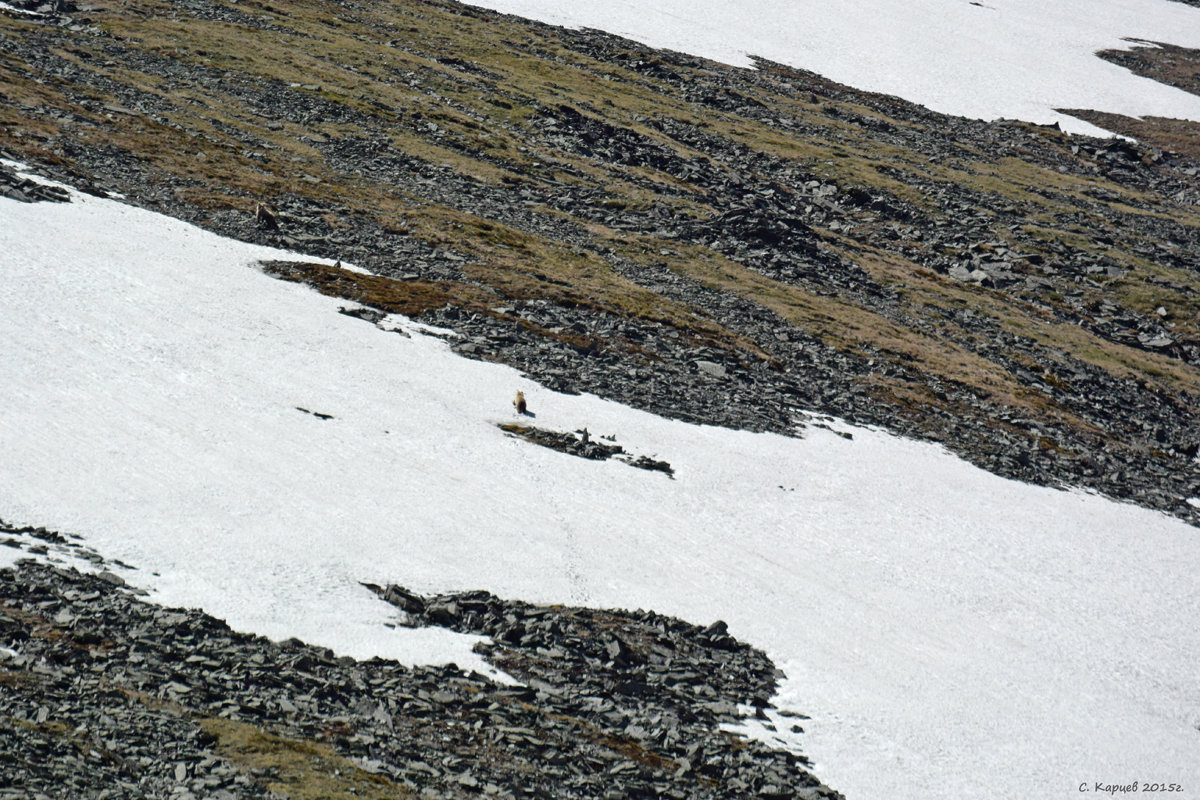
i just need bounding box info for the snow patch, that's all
[375,312,462,339]
[0,1,44,16]
[2,167,1199,800]
[0,546,27,573]
[3,158,72,189]
[719,704,809,757]
[462,0,1200,135]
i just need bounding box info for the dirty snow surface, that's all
[465,0,1200,136]
[2,171,1199,800]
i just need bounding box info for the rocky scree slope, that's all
[1,0,1199,521]
[0,521,840,800]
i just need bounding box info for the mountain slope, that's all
[1,560,844,800]
[2,0,1198,522]
[2,158,1199,800]
[458,0,1200,135]
[3,2,1200,797]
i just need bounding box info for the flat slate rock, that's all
[0,548,841,800]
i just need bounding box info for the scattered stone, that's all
[0,559,842,800]
[498,423,674,476]
[0,163,70,203]
[0,0,1195,533]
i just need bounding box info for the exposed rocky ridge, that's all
[497,422,676,476]
[1,0,1198,523]
[0,544,841,799]
[0,161,71,203]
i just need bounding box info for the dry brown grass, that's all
[1061,109,1200,160]
[260,260,495,317]
[2,0,1197,455]
[200,717,409,800]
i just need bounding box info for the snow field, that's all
[1,171,1199,800]
[463,0,1200,136]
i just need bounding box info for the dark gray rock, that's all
[0,549,843,800]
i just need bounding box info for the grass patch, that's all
[260,260,495,317]
[2,0,1198,486]
[1060,113,1200,161]
[199,717,408,800]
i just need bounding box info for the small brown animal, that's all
[254,202,279,231]
[513,391,527,415]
